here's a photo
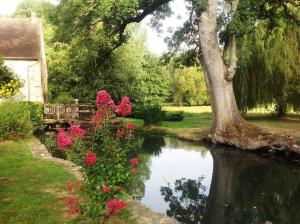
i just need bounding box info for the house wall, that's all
[4,60,44,102]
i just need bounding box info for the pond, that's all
[132,135,300,224]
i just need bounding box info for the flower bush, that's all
[55,90,140,218]
[0,80,22,98]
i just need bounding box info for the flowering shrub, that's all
[106,199,127,215]
[57,129,73,149]
[85,151,97,166]
[65,196,81,216]
[116,96,132,117]
[0,80,22,98]
[70,124,86,139]
[56,90,140,218]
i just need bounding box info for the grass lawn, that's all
[0,139,76,224]
[127,106,300,143]
[0,139,137,224]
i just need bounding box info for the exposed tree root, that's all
[207,122,300,155]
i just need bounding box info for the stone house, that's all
[0,13,48,102]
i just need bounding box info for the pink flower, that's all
[125,122,134,129]
[116,129,125,137]
[130,158,139,165]
[92,109,114,128]
[85,152,96,166]
[69,124,86,139]
[65,182,74,193]
[131,168,138,174]
[65,196,80,216]
[106,199,127,215]
[57,130,73,150]
[116,96,132,117]
[96,90,116,109]
[102,185,111,193]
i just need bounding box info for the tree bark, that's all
[197,0,300,153]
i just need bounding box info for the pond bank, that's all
[134,126,209,142]
[29,138,176,224]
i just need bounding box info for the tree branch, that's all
[225,0,239,82]
[225,35,237,82]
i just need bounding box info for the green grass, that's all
[127,106,300,142]
[0,140,137,224]
[0,139,77,224]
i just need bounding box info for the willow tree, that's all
[56,0,300,153]
[234,22,300,116]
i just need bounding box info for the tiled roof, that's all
[0,18,41,59]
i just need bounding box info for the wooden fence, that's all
[43,104,96,128]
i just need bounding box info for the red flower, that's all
[65,182,74,193]
[92,109,114,128]
[96,90,116,109]
[69,124,86,139]
[85,152,96,166]
[65,196,80,216]
[116,96,132,117]
[102,185,111,193]
[130,158,139,165]
[125,122,134,129]
[131,168,138,174]
[116,129,125,137]
[106,199,127,215]
[57,130,72,150]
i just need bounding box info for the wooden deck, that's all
[43,104,96,128]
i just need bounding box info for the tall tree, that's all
[234,22,300,115]
[55,0,300,153]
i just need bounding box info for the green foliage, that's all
[49,92,142,218]
[23,102,44,130]
[195,0,209,12]
[0,58,17,86]
[53,93,75,104]
[0,100,33,140]
[139,56,170,105]
[163,111,185,121]
[13,0,56,22]
[137,104,166,126]
[171,67,209,106]
[234,22,300,115]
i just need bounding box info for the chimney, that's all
[31,12,37,23]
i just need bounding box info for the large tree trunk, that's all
[197,0,300,153]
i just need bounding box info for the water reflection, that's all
[134,135,300,224]
[141,134,165,156]
[160,177,208,223]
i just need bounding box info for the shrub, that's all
[132,104,165,125]
[54,93,75,104]
[20,102,44,131]
[0,100,33,140]
[53,90,140,218]
[163,111,184,121]
[143,104,165,126]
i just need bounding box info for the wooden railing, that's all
[43,104,96,126]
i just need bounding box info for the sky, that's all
[0,0,187,55]
[141,0,188,55]
[0,0,59,15]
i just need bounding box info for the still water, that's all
[131,135,300,224]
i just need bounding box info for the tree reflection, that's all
[141,135,165,156]
[160,177,208,223]
[159,146,300,224]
